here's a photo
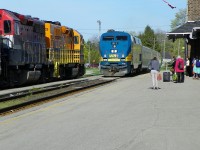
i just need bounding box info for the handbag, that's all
[157,73,162,81]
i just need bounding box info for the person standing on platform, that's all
[186,57,191,76]
[149,57,160,89]
[174,56,185,83]
[171,56,176,75]
[195,57,200,79]
[192,58,198,79]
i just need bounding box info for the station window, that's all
[4,20,11,34]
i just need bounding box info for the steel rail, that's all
[0,78,116,114]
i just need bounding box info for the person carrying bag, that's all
[174,56,185,83]
[149,57,160,90]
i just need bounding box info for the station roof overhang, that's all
[166,21,200,40]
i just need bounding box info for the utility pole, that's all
[88,44,90,66]
[153,37,156,50]
[163,38,166,59]
[163,38,167,70]
[97,20,101,40]
[178,39,180,56]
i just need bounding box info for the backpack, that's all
[196,60,200,67]
[178,61,184,70]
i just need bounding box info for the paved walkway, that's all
[0,72,200,150]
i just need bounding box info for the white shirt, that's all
[186,60,190,66]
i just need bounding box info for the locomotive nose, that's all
[111,42,117,48]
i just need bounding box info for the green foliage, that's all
[169,8,186,57]
[171,8,187,31]
[137,25,185,58]
[138,25,161,52]
[171,39,185,57]
[84,40,100,65]
[84,68,101,76]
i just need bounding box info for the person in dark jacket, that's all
[149,57,160,89]
[171,56,176,75]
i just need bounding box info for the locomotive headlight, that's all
[111,50,117,53]
[122,54,125,58]
[104,54,107,57]
[103,58,108,61]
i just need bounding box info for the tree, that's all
[170,8,187,31]
[138,25,161,52]
[84,36,100,66]
[170,8,187,58]
[154,29,167,53]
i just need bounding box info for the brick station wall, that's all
[188,0,200,21]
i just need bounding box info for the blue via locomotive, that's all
[99,30,161,76]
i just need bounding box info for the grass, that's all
[84,68,102,76]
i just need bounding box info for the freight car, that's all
[99,30,161,76]
[0,9,85,87]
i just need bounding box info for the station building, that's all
[166,0,200,59]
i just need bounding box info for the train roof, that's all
[0,9,45,25]
[0,9,19,21]
[101,30,131,39]
[100,30,143,45]
[103,30,129,35]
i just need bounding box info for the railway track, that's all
[0,77,117,115]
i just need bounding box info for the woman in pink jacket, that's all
[174,56,185,83]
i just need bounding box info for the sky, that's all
[1,0,187,41]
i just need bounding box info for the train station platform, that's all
[0,71,200,150]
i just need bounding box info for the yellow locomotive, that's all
[0,9,85,87]
[44,21,85,80]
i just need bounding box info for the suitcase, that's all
[163,72,170,82]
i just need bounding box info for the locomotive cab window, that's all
[14,22,20,35]
[74,36,79,44]
[4,20,11,34]
[103,36,114,41]
[116,36,127,41]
